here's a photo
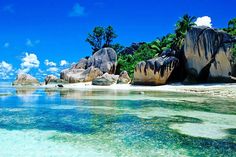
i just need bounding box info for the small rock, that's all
[92,73,119,86]
[117,71,131,84]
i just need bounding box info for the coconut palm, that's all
[172,14,196,51]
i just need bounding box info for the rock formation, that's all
[184,26,236,83]
[44,75,67,85]
[74,58,88,69]
[61,66,103,83]
[117,71,131,84]
[133,56,179,85]
[119,42,145,55]
[92,73,119,86]
[87,48,117,74]
[12,73,40,86]
[60,48,117,83]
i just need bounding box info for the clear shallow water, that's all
[0,86,236,157]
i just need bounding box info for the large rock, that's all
[120,42,145,55]
[92,73,119,86]
[133,56,179,85]
[12,73,40,86]
[184,26,236,83]
[61,66,103,83]
[87,48,117,74]
[117,71,131,84]
[60,48,117,83]
[44,75,67,85]
[73,58,88,69]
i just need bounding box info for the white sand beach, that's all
[42,82,236,98]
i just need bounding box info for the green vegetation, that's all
[86,26,121,54]
[116,34,175,77]
[116,14,196,77]
[86,26,105,53]
[87,16,236,77]
[172,14,196,51]
[223,18,236,57]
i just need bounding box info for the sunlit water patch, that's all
[0,86,235,156]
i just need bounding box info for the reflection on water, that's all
[0,86,235,157]
[15,87,37,96]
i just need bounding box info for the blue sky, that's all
[0,0,235,81]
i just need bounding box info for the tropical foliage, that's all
[223,18,236,57]
[116,34,175,77]
[87,15,236,78]
[86,26,118,54]
[171,14,196,51]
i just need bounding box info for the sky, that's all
[0,0,235,81]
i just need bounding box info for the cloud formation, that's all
[26,39,40,47]
[69,3,86,17]
[0,61,13,79]
[60,60,68,66]
[47,67,59,73]
[44,59,56,66]
[195,16,212,28]
[20,53,40,73]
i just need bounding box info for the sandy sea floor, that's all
[0,83,235,156]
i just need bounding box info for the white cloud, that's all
[0,61,13,79]
[195,16,212,28]
[44,59,56,66]
[20,53,40,73]
[38,69,44,73]
[26,39,40,47]
[47,67,59,73]
[26,39,33,47]
[69,3,86,17]
[60,60,68,66]
[3,42,10,48]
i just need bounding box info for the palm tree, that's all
[172,14,196,51]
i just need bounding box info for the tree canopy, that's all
[86,26,119,54]
[223,18,236,57]
[172,14,196,51]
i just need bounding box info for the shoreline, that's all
[41,82,236,98]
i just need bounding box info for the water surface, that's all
[0,85,235,157]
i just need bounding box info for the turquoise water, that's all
[0,85,236,157]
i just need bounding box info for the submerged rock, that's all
[184,26,236,83]
[92,73,119,86]
[133,56,179,85]
[12,73,40,86]
[117,71,131,84]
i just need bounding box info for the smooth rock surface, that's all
[87,48,117,74]
[60,48,117,83]
[184,26,236,83]
[117,71,131,84]
[12,73,40,86]
[45,75,67,85]
[61,67,103,83]
[74,58,88,69]
[133,56,179,85]
[92,73,119,86]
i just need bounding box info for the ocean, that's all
[0,85,235,157]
